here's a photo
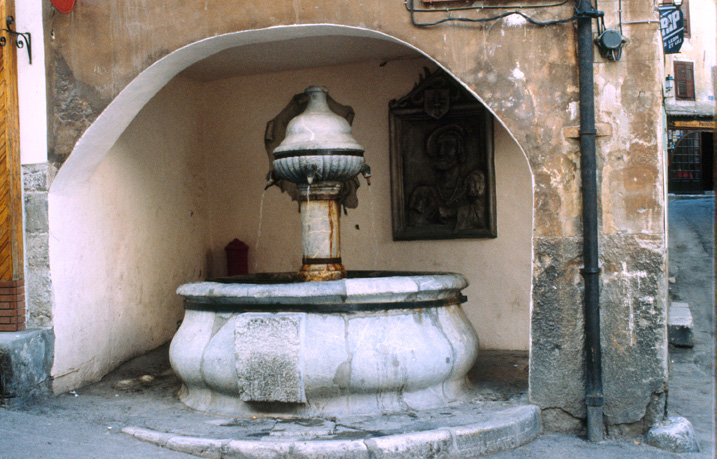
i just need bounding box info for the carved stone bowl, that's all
[272,85,364,185]
[169,271,479,417]
[272,153,364,184]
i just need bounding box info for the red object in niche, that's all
[225,239,249,276]
[51,0,76,14]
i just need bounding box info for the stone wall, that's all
[40,0,668,434]
[22,164,55,328]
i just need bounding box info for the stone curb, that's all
[668,193,714,201]
[123,404,541,458]
[645,416,700,453]
[668,302,694,347]
[0,328,54,407]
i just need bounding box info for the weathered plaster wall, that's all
[48,77,211,392]
[592,0,668,435]
[17,0,48,165]
[664,0,717,117]
[531,2,669,432]
[42,0,668,433]
[198,58,533,351]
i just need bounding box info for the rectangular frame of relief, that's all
[389,78,496,241]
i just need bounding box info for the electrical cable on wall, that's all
[405,0,602,27]
[406,0,626,61]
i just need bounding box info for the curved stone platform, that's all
[123,400,541,458]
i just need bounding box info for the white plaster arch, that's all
[51,24,533,195]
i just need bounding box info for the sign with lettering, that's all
[658,5,684,54]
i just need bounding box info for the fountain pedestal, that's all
[298,182,345,281]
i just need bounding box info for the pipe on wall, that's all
[575,0,605,442]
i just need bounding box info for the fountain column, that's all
[272,85,365,281]
[298,182,346,281]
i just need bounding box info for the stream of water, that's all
[368,185,379,270]
[254,188,267,272]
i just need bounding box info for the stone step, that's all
[123,401,541,459]
[668,302,694,348]
[0,328,54,407]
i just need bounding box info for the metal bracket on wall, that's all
[0,16,31,64]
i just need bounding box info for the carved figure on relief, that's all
[408,125,486,231]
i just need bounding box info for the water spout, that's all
[306,164,318,185]
[360,164,372,186]
[264,171,280,190]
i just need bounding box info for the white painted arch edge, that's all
[49,23,532,196]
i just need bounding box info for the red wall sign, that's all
[51,0,76,14]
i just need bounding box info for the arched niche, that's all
[47,25,534,392]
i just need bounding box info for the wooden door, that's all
[0,0,25,332]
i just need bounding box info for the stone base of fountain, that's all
[169,272,479,417]
[124,401,541,458]
[158,85,542,456]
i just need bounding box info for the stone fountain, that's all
[169,86,480,417]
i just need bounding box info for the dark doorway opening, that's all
[668,130,715,194]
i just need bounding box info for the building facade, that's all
[2,0,679,437]
[662,0,716,194]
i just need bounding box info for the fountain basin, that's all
[169,272,479,417]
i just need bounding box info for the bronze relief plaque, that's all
[390,69,496,240]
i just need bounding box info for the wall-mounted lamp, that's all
[665,75,675,96]
[673,0,683,7]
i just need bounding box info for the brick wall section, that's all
[0,280,25,331]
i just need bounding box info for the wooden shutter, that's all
[674,61,695,100]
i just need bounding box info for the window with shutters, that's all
[674,61,695,100]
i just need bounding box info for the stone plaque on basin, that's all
[235,313,306,403]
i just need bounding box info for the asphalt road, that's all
[664,196,715,455]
